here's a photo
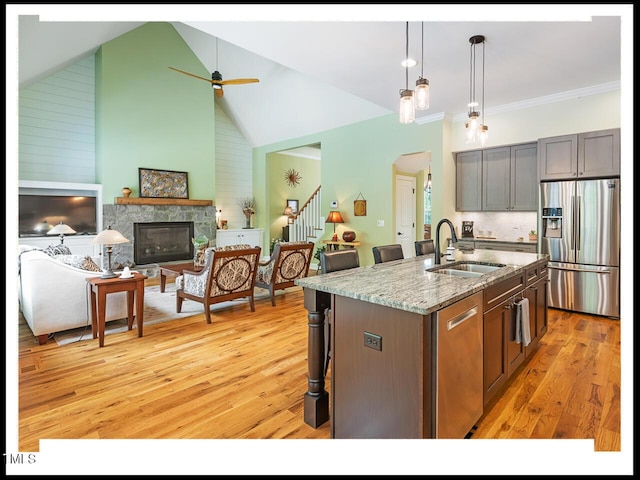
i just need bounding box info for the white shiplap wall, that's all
[214,104,253,229]
[18,56,96,183]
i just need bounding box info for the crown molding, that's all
[451,81,620,123]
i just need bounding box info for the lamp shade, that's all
[47,222,76,236]
[283,206,294,216]
[325,210,344,224]
[92,226,129,245]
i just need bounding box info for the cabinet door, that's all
[216,230,240,247]
[483,303,508,406]
[510,143,538,211]
[505,302,525,377]
[538,134,578,181]
[578,128,620,178]
[523,277,548,357]
[456,150,482,211]
[482,146,511,211]
[240,229,263,252]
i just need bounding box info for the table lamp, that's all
[92,226,129,278]
[325,210,344,241]
[47,222,76,244]
[283,205,294,224]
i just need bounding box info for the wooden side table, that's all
[158,261,202,293]
[321,240,361,251]
[86,272,147,347]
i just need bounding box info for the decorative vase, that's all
[243,210,253,229]
[122,187,132,198]
[342,231,356,242]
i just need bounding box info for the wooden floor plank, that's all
[17,290,620,456]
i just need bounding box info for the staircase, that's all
[288,185,324,243]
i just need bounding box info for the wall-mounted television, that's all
[19,194,98,237]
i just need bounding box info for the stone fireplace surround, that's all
[103,204,216,270]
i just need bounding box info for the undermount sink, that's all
[429,262,505,278]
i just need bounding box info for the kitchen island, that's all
[295,249,548,438]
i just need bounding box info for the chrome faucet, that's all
[434,218,458,264]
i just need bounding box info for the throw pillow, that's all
[43,244,72,257]
[54,254,102,272]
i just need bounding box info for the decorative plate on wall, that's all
[354,192,366,216]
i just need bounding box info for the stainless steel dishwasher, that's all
[433,291,484,438]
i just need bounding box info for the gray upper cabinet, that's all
[482,143,538,211]
[539,128,620,181]
[455,150,482,211]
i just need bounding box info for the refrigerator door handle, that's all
[570,195,575,248]
[576,195,581,252]
[548,265,611,275]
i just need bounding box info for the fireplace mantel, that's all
[115,197,213,206]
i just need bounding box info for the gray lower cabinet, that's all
[538,128,620,181]
[475,241,537,253]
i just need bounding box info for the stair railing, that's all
[289,185,323,242]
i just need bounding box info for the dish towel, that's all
[514,297,531,347]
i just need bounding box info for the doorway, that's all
[395,175,416,258]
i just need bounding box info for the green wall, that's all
[265,152,321,245]
[254,114,444,266]
[96,22,216,202]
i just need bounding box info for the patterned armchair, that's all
[175,244,261,324]
[255,241,314,306]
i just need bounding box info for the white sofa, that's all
[18,247,129,344]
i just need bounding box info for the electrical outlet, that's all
[330,201,338,208]
[364,332,382,351]
[377,220,384,227]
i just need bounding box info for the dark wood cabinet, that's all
[539,128,620,180]
[483,298,508,406]
[523,262,548,356]
[482,263,548,406]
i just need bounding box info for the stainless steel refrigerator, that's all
[540,179,620,318]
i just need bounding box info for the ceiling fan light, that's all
[399,89,415,124]
[415,77,429,110]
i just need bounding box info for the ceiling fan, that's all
[169,37,259,98]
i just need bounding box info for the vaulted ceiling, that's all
[14,5,626,147]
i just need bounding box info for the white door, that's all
[395,175,416,258]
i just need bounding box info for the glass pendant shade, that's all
[465,111,480,143]
[399,89,415,124]
[415,77,429,110]
[479,124,489,146]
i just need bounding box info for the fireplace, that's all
[134,222,194,265]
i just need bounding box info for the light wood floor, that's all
[16,285,621,456]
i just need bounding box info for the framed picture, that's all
[354,193,367,216]
[138,168,189,199]
[287,199,299,214]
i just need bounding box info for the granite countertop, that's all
[296,250,548,316]
[457,237,537,245]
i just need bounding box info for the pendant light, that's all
[399,22,415,124]
[465,35,488,145]
[415,22,430,110]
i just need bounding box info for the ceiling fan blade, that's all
[214,88,224,98]
[221,78,260,85]
[168,67,213,84]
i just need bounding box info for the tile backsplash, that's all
[452,211,537,241]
